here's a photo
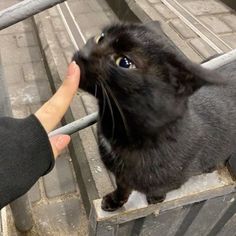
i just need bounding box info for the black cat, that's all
[73,22,236,211]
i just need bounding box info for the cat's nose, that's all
[72,51,86,82]
[72,51,87,64]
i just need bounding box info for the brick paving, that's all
[180,0,230,15]
[133,0,236,62]
[68,0,118,40]
[0,1,87,235]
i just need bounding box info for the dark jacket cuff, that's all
[0,115,54,208]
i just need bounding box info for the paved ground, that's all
[126,0,236,62]
[0,0,235,235]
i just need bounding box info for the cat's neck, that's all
[98,104,130,146]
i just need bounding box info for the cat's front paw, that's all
[146,195,166,205]
[101,193,126,212]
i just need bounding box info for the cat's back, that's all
[190,76,236,120]
[188,77,236,146]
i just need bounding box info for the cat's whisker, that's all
[101,80,130,138]
[98,81,107,122]
[99,81,116,141]
[94,84,98,97]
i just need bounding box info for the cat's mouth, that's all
[72,51,99,97]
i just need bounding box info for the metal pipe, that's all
[0,0,66,30]
[202,49,236,70]
[49,112,98,137]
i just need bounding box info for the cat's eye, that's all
[95,33,105,44]
[115,56,136,69]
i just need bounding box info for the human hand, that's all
[35,62,80,158]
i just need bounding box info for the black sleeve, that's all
[0,115,54,209]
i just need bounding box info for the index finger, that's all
[35,62,80,133]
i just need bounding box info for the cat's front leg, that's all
[146,180,184,205]
[101,182,131,211]
[146,194,166,205]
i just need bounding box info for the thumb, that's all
[49,135,71,159]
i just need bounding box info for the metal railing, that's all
[49,112,98,137]
[0,0,67,30]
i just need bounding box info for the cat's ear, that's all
[145,21,165,41]
[146,21,186,58]
[166,56,209,96]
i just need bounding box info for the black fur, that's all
[73,22,236,211]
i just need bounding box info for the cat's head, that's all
[73,22,209,140]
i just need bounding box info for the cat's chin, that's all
[72,53,99,96]
[72,52,87,86]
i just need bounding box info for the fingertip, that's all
[74,63,81,78]
[72,61,80,73]
[67,61,80,77]
[56,135,71,149]
[50,135,71,158]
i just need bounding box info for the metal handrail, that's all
[202,49,236,69]
[49,112,98,137]
[0,0,66,30]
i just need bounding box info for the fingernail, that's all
[55,135,70,150]
[67,61,78,77]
